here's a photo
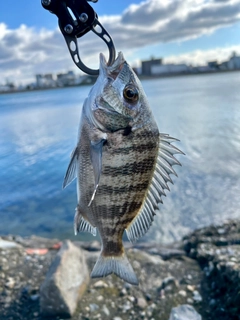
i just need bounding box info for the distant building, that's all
[208,61,219,69]
[195,66,213,73]
[227,52,240,70]
[57,71,76,86]
[151,63,190,75]
[0,82,15,92]
[36,74,55,88]
[141,58,162,76]
[219,61,229,71]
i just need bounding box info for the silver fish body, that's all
[63,52,183,285]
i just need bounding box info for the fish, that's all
[63,52,183,285]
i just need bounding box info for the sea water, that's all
[0,72,240,242]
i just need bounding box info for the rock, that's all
[137,297,147,309]
[169,304,202,320]
[102,304,110,316]
[159,276,179,292]
[145,293,152,302]
[5,277,15,289]
[0,220,239,320]
[30,293,39,301]
[186,285,195,292]
[183,220,240,319]
[12,235,61,249]
[178,290,187,297]
[40,240,89,318]
[124,282,132,290]
[0,239,21,249]
[74,240,101,252]
[120,288,127,296]
[97,295,104,302]
[89,303,99,312]
[121,300,132,312]
[128,295,135,302]
[93,280,108,289]
[187,298,193,304]
[192,290,202,303]
[131,242,185,260]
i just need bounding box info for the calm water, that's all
[1,72,240,243]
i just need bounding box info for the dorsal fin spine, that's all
[159,149,181,166]
[156,163,173,184]
[148,191,159,210]
[154,170,170,190]
[152,177,166,197]
[150,184,162,203]
[158,156,178,175]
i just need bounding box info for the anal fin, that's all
[126,205,155,243]
[74,206,96,236]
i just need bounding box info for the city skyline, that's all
[1,0,240,85]
[1,51,239,93]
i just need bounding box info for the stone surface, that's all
[4,235,61,249]
[183,220,240,320]
[169,304,202,320]
[0,219,239,319]
[136,297,147,309]
[0,239,22,249]
[79,247,203,320]
[40,240,89,318]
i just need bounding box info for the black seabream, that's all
[63,52,184,285]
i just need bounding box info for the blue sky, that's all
[1,0,240,84]
[0,1,140,29]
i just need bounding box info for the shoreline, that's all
[1,68,240,96]
[0,219,239,319]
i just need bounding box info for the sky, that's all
[1,0,240,85]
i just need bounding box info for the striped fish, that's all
[63,52,183,285]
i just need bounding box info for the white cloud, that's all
[1,0,240,84]
[164,45,240,65]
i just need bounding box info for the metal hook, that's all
[64,19,116,75]
[41,0,116,75]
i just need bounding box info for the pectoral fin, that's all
[88,138,106,206]
[63,147,78,189]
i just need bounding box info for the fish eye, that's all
[123,85,139,103]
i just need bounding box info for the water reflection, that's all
[143,73,240,242]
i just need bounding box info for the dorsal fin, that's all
[126,133,184,243]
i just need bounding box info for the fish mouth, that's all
[100,52,125,79]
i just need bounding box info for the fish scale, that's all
[63,52,183,285]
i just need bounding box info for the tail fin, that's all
[90,252,139,286]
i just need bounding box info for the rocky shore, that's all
[0,220,239,320]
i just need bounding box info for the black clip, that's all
[41,0,116,75]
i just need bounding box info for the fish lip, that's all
[100,52,125,79]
